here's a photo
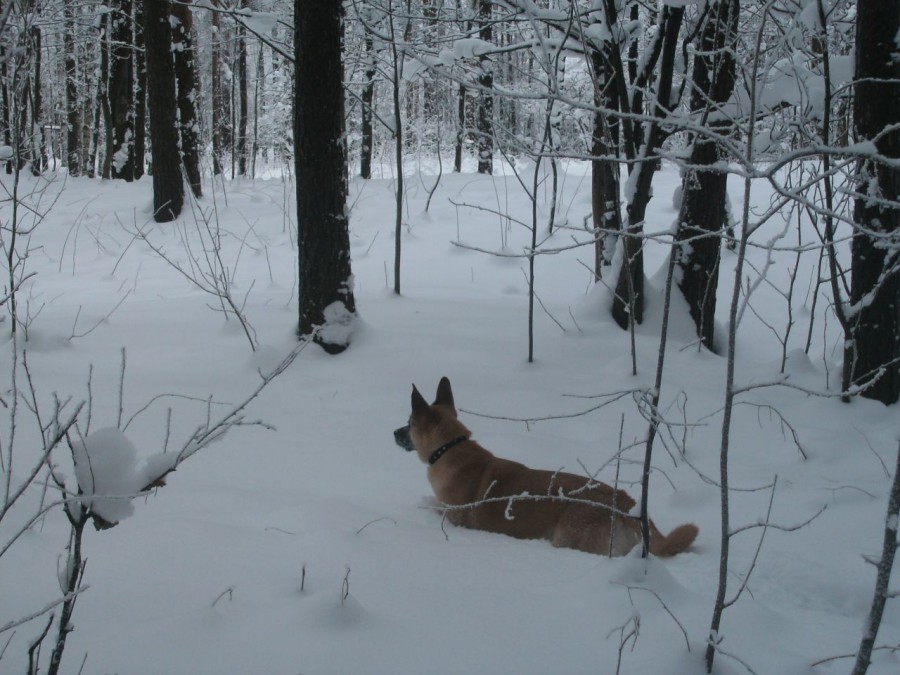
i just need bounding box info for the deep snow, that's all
[1,160,898,674]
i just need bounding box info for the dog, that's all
[394,377,697,557]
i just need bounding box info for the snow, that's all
[319,299,358,349]
[70,427,142,524]
[1,160,899,674]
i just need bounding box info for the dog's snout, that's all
[394,425,415,452]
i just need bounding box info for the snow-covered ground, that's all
[1,160,898,674]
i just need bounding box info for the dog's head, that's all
[394,377,470,463]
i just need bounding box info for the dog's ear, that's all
[411,384,429,414]
[435,377,455,409]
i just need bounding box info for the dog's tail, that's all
[651,523,698,557]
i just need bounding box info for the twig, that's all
[355,517,398,535]
[614,582,691,651]
[736,402,807,459]
[211,586,234,608]
[26,612,54,675]
[69,292,131,340]
[519,267,566,332]
[459,388,642,424]
[341,567,351,605]
[0,589,89,635]
[116,347,126,430]
[607,612,640,675]
[812,644,900,668]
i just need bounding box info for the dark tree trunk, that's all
[295,0,357,353]
[31,24,45,175]
[611,7,684,329]
[852,442,900,675]
[143,0,183,222]
[454,2,469,173]
[476,0,493,174]
[590,47,621,278]
[360,30,375,179]
[108,0,134,181]
[675,0,740,351]
[1,39,9,174]
[96,11,111,178]
[454,82,465,173]
[847,0,900,405]
[64,0,80,176]
[211,2,224,176]
[237,1,249,176]
[133,0,146,179]
[171,0,202,198]
[421,0,438,126]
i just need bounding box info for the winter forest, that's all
[1,0,899,673]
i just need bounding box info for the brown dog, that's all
[395,377,697,557]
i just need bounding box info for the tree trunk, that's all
[31,24,45,175]
[360,30,375,179]
[133,0,146,179]
[848,0,900,405]
[454,82,465,173]
[251,35,263,179]
[237,1,249,177]
[295,0,357,353]
[611,7,684,329]
[852,442,900,674]
[589,47,621,278]
[675,0,740,351]
[64,0,80,176]
[476,0,493,174]
[108,0,135,181]
[96,11,112,178]
[143,0,183,222]
[171,0,202,197]
[1,38,10,174]
[211,2,224,176]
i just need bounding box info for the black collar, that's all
[428,436,468,465]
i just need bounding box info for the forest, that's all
[1,1,898,673]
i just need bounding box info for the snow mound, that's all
[71,427,176,525]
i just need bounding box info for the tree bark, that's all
[237,0,250,177]
[143,0,183,222]
[852,442,900,674]
[611,7,685,329]
[295,0,357,353]
[211,1,225,176]
[476,0,493,175]
[589,46,621,278]
[1,37,9,174]
[454,82,465,173]
[360,29,375,179]
[108,0,135,181]
[848,0,900,405]
[675,0,740,351]
[30,24,45,174]
[95,11,111,178]
[133,0,146,179]
[64,0,80,176]
[171,0,202,197]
